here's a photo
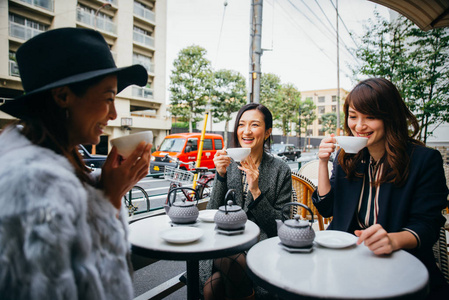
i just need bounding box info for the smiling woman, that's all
[200,103,292,300]
[0,28,150,300]
[314,77,449,299]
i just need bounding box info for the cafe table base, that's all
[246,236,429,300]
[129,215,260,300]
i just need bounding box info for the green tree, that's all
[169,45,213,132]
[320,112,344,135]
[405,26,449,142]
[300,98,316,142]
[271,83,301,141]
[260,73,282,105]
[352,13,449,143]
[210,69,247,146]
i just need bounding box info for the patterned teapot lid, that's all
[284,214,310,228]
[172,200,195,207]
[218,200,242,212]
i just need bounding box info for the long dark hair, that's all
[18,76,108,185]
[232,103,273,151]
[338,78,423,186]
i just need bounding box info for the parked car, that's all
[271,143,301,161]
[78,144,107,169]
[150,132,224,175]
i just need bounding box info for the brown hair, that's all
[338,78,423,186]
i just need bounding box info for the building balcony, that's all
[132,86,154,100]
[17,0,54,11]
[134,3,155,24]
[133,31,155,48]
[9,22,45,41]
[76,9,116,35]
[9,60,20,77]
[133,59,154,74]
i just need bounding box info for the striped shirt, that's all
[357,157,384,229]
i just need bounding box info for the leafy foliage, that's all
[352,13,449,142]
[169,45,213,132]
[210,69,247,146]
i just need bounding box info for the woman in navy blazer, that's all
[313,78,448,299]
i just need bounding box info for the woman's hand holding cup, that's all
[214,148,231,177]
[318,134,337,162]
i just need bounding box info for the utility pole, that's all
[248,0,263,103]
[336,0,341,136]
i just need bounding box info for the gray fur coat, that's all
[0,126,133,300]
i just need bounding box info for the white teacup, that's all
[110,131,153,158]
[335,136,368,154]
[226,148,251,162]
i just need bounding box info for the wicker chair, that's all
[291,172,325,231]
[298,159,333,183]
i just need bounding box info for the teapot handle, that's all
[166,187,199,207]
[281,202,314,225]
[224,189,236,213]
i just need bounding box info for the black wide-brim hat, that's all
[0,27,148,119]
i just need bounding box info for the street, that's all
[127,150,318,215]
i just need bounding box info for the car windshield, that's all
[159,138,185,152]
[271,144,285,153]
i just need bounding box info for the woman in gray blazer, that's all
[202,103,292,300]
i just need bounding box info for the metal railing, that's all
[18,0,53,11]
[76,9,116,34]
[134,3,155,23]
[133,31,155,48]
[9,22,45,40]
[132,86,154,99]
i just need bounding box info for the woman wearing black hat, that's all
[0,28,150,299]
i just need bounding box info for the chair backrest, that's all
[291,172,325,231]
[298,159,333,181]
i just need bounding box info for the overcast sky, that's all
[165,0,390,96]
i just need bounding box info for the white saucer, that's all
[159,227,204,244]
[215,226,245,235]
[314,230,358,248]
[278,243,313,253]
[198,210,218,222]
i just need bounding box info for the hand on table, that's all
[213,148,231,177]
[355,224,395,255]
[318,134,337,162]
[239,155,261,199]
[100,141,152,209]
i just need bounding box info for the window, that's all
[9,14,48,40]
[214,139,223,150]
[160,138,185,152]
[203,139,213,150]
[133,53,153,73]
[9,51,19,77]
[318,107,325,114]
[187,139,198,151]
[318,96,325,103]
[332,105,337,112]
[318,130,325,136]
[332,95,337,102]
[305,97,312,101]
[133,26,155,47]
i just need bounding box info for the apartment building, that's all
[0,0,170,154]
[301,88,348,137]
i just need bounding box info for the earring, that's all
[65,109,69,119]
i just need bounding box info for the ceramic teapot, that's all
[164,187,199,224]
[214,189,247,230]
[276,202,315,248]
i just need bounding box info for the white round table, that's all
[247,234,429,299]
[129,214,260,300]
